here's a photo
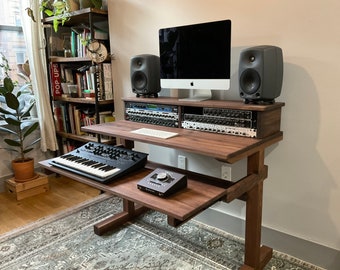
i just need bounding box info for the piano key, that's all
[53,155,120,178]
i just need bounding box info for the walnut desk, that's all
[40,99,284,270]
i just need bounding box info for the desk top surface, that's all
[82,120,283,163]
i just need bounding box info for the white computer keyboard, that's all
[131,128,178,139]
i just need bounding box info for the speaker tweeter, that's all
[130,54,161,98]
[239,45,283,104]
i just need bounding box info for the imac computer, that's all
[159,19,231,101]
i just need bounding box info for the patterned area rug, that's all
[0,194,322,270]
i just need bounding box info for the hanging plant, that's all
[42,0,72,32]
[26,1,74,32]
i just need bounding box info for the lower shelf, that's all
[39,160,229,222]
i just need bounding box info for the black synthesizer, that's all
[49,142,148,184]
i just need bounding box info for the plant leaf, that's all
[44,9,53,16]
[20,100,36,117]
[23,147,34,154]
[5,115,21,126]
[5,92,19,110]
[26,138,41,148]
[53,19,59,32]
[21,121,35,130]
[23,121,39,138]
[4,138,21,147]
[0,107,14,115]
[4,77,14,92]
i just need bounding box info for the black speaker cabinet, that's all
[239,45,283,104]
[130,54,161,97]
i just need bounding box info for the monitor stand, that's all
[178,89,211,102]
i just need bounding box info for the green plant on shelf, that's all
[42,0,71,32]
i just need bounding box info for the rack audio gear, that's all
[124,98,282,139]
[182,107,258,138]
[125,101,179,127]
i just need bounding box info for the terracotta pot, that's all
[12,158,35,182]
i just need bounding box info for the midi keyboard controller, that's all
[49,142,148,183]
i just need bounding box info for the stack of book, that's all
[50,62,113,100]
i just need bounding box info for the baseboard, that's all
[194,207,340,270]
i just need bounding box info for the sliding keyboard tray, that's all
[39,160,230,224]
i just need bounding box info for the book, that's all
[93,63,113,100]
[102,63,113,100]
[73,107,85,135]
[50,63,62,97]
[75,72,84,97]
[71,30,77,57]
[67,104,76,134]
[53,104,64,132]
[60,104,71,133]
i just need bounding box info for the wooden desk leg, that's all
[241,150,273,270]
[94,198,148,235]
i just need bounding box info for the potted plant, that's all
[0,54,40,182]
[27,1,102,32]
[40,0,78,32]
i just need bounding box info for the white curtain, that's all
[20,0,58,152]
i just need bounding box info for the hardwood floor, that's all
[0,175,101,235]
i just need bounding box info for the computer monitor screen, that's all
[159,19,231,99]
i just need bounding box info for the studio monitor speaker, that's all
[239,45,283,103]
[130,54,161,97]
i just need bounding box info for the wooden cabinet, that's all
[42,8,114,153]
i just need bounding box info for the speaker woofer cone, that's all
[239,68,261,95]
[132,71,147,91]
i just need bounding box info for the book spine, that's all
[68,104,76,134]
[71,31,77,57]
[53,105,64,132]
[75,73,83,98]
[103,63,113,100]
[60,104,71,133]
[97,64,105,100]
[86,69,93,91]
[74,108,85,135]
[50,63,62,97]
[93,65,101,101]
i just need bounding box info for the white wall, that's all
[107,0,340,252]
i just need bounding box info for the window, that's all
[0,0,27,84]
